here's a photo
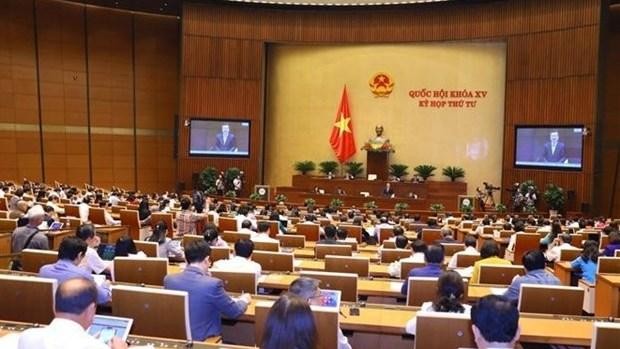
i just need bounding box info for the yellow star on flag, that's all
[334,113,351,136]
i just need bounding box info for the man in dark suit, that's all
[214,124,237,151]
[541,131,567,163]
[164,240,251,341]
[382,182,395,198]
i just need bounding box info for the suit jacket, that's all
[163,265,248,341]
[382,187,395,197]
[542,142,566,162]
[214,133,237,151]
[400,263,442,295]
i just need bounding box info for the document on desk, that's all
[293,260,302,268]
[455,267,473,279]
[389,281,403,292]
[489,287,508,295]
[258,275,267,283]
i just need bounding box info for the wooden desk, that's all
[554,261,574,286]
[595,274,620,317]
[296,259,390,278]
[292,248,380,262]
[96,226,129,244]
[45,230,74,250]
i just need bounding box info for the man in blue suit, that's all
[214,124,237,151]
[541,131,567,163]
[164,240,251,341]
[400,244,444,295]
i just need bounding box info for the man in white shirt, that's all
[289,277,352,349]
[235,205,257,231]
[448,235,480,269]
[545,233,579,263]
[76,224,112,275]
[387,239,427,278]
[78,196,91,224]
[239,219,257,238]
[252,221,279,243]
[211,239,262,281]
[374,216,393,241]
[18,278,127,349]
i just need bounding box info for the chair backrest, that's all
[513,233,541,265]
[591,322,620,349]
[478,265,524,285]
[421,229,442,246]
[518,284,584,315]
[337,240,358,252]
[597,257,620,274]
[255,299,339,349]
[111,205,126,214]
[252,251,294,272]
[113,257,168,286]
[218,217,237,232]
[377,226,394,244]
[441,243,465,256]
[300,270,358,302]
[482,226,495,235]
[570,234,584,248]
[406,277,469,307]
[600,235,610,250]
[0,210,7,218]
[456,254,481,268]
[0,218,17,233]
[210,246,231,263]
[338,224,363,243]
[253,240,280,252]
[257,220,279,238]
[498,230,513,238]
[380,248,412,263]
[119,210,141,240]
[400,261,427,280]
[88,207,107,225]
[151,212,175,238]
[382,240,396,249]
[0,274,56,324]
[297,223,320,242]
[134,240,159,258]
[325,255,369,277]
[181,234,203,249]
[63,204,80,218]
[0,197,7,211]
[111,285,191,340]
[414,312,475,349]
[21,249,58,273]
[315,244,352,259]
[221,231,251,243]
[559,248,582,262]
[276,234,305,248]
[46,229,75,250]
[616,250,620,257]
[210,270,257,294]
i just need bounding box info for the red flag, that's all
[330,86,356,163]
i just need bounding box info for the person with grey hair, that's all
[11,205,49,258]
[18,278,127,349]
[545,233,579,263]
[289,277,352,349]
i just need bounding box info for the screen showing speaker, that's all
[189,119,251,157]
[514,125,584,170]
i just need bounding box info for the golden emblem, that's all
[369,72,394,97]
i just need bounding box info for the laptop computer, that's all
[97,244,116,261]
[87,315,133,344]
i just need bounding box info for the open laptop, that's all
[87,315,133,344]
[97,244,116,261]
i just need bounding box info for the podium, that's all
[366,151,390,180]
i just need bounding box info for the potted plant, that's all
[495,203,507,214]
[249,192,262,201]
[345,162,364,179]
[294,160,316,175]
[394,202,409,214]
[460,202,473,214]
[329,198,344,210]
[543,184,565,216]
[304,198,316,208]
[318,161,339,177]
[274,194,287,204]
[198,166,218,192]
[363,201,378,210]
[389,164,409,181]
[224,167,241,190]
[224,190,237,198]
[413,164,437,181]
[442,166,465,182]
[430,203,445,214]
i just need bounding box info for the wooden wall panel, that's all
[180,0,603,211]
[0,0,41,181]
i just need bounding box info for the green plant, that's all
[224,190,237,198]
[364,201,378,210]
[524,204,537,214]
[205,187,216,195]
[294,161,316,175]
[460,203,473,214]
[430,203,445,213]
[543,184,566,211]
[249,192,262,201]
[518,180,538,196]
[394,202,409,213]
[345,162,364,178]
[495,203,507,214]
[329,198,344,210]
[413,164,437,180]
[442,166,465,182]
[304,198,316,207]
[389,164,409,180]
[318,161,339,175]
[224,167,241,190]
[198,166,218,191]
[274,194,287,203]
